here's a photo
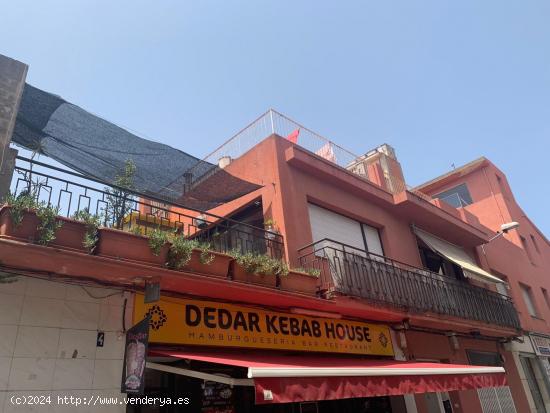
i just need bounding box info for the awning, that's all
[149,348,506,404]
[414,228,504,284]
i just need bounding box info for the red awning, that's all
[150,348,506,404]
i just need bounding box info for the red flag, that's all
[286,128,300,144]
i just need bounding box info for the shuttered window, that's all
[307,203,365,251]
[307,204,383,256]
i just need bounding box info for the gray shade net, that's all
[12,84,260,209]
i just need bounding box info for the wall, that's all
[0,276,132,413]
[0,54,27,201]
[214,135,423,268]
[420,161,550,335]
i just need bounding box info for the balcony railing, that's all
[298,239,520,329]
[8,156,284,259]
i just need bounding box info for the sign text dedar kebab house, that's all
[134,295,394,356]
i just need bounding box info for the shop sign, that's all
[134,295,394,356]
[121,316,151,394]
[530,334,550,357]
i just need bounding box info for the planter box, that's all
[96,228,169,266]
[231,261,277,288]
[50,217,88,252]
[0,206,39,242]
[279,271,319,295]
[184,250,232,278]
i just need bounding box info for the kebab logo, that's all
[145,305,167,330]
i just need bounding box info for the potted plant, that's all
[0,192,40,242]
[264,218,280,240]
[96,226,169,266]
[166,235,231,278]
[186,243,232,278]
[0,191,69,247]
[280,268,320,295]
[229,251,287,288]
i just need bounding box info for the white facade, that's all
[0,276,132,412]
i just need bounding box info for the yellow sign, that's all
[134,295,394,356]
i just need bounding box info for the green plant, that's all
[264,218,276,228]
[167,235,198,269]
[72,209,101,252]
[292,267,321,277]
[130,226,143,236]
[229,251,289,277]
[148,227,169,256]
[198,242,215,265]
[3,191,39,228]
[104,159,136,229]
[35,203,63,245]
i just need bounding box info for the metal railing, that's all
[187,109,438,203]
[8,156,284,259]
[298,239,520,329]
[186,109,370,181]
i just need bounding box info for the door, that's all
[307,203,386,296]
[520,356,546,412]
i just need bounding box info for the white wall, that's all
[0,276,133,413]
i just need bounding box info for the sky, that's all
[2,1,550,235]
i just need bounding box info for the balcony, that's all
[298,239,520,329]
[6,156,284,259]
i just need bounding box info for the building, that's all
[416,158,550,412]
[0,53,548,413]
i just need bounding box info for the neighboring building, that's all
[416,158,550,413]
[0,53,547,413]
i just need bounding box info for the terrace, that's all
[5,155,284,259]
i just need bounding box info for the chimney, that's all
[347,144,406,194]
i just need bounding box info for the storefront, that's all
[129,295,507,412]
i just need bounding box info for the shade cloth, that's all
[12,83,261,208]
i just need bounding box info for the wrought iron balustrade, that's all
[7,156,284,259]
[298,239,520,329]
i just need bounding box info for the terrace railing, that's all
[298,239,520,329]
[8,156,284,259]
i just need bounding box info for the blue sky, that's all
[2,1,549,235]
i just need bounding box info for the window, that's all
[362,224,384,256]
[433,183,473,208]
[531,234,541,255]
[521,236,535,264]
[307,203,383,256]
[492,271,509,296]
[520,284,538,317]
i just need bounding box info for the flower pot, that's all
[184,249,232,278]
[0,206,39,242]
[231,261,277,288]
[279,271,319,295]
[96,228,169,266]
[49,217,88,252]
